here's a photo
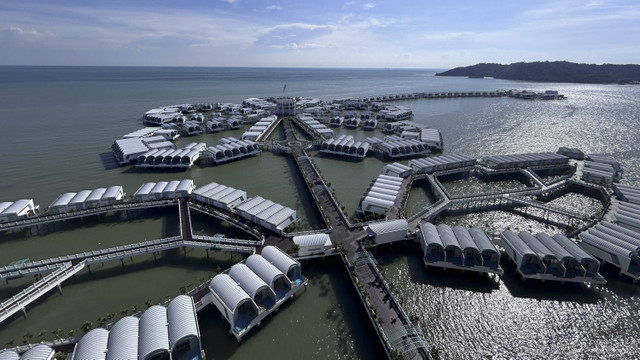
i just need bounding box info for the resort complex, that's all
[5,88,640,360]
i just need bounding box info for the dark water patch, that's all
[498,258,603,303]
[404,178,439,218]
[190,211,258,239]
[373,241,500,294]
[98,151,120,170]
[200,256,386,360]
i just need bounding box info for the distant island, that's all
[436,61,640,84]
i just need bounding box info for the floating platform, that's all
[499,230,606,284]
[205,246,307,340]
[419,223,504,276]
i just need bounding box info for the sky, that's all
[0,0,638,68]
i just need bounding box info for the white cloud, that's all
[266,5,282,11]
[265,22,335,32]
[272,42,333,50]
[362,3,375,10]
[418,31,478,41]
[0,26,54,44]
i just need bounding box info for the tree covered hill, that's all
[436,61,640,84]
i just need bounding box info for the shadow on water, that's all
[199,256,386,360]
[0,209,178,243]
[497,257,604,303]
[313,151,366,164]
[321,256,387,360]
[122,166,188,174]
[374,241,500,294]
[190,212,258,239]
[590,262,640,298]
[0,250,237,327]
[282,154,326,230]
[99,151,120,171]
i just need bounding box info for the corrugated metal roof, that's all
[519,232,556,259]
[468,228,497,254]
[209,187,236,201]
[261,246,299,275]
[580,232,632,258]
[0,350,19,360]
[366,219,408,236]
[588,228,640,253]
[163,180,181,193]
[103,186,123,200]
[50,192,76,208]
[3,199,33,215]
[114,138,149,156]
[150,181,169,194]
[72,328,109,360]
[235,196,265,212]
[236,196,274,215]
[138,305,170,360]
[86,188,107,202]
[102,186,123,200]
[552,234,597,263]
[69,190,92,205]
[193,182,219,195]
[202,184,227,198]
[19,344,54,360]
[246,200,276,217]
[420,222,443,247]
[501,230,535,257]
[167,295,199,350]
[245,255,286,288]
[134,183,156,197]
[600,222,640,241]
[177,179,194,192]
[452,226,478,252]
[293,233,331,247]
[264,207,295,226]
[229,264,271,299]
[0,202,12,213]
[437,224,460,250]
[218,189,247,205]
[209,274,252,313]
[106,316,139,360]
[362,196,394,208]
[535,233,573,260]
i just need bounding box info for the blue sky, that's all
[0,0,638,68]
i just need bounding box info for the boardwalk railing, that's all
[0,234,260,324]
[0,261,86,324]
[187,202,264,241]
[0,234,261,280]
[0,199,178,232]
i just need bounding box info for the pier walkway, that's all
[0,262,86,324]
[504,195,590,220]
[281,117,431,359]
[0,199,179,233]
[179,198,192,241]
[0,234,259,325]
[0,235,259,281]
[406,168,592,232]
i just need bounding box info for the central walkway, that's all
[281,117,431,359]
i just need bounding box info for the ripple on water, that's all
[378,242,640,360]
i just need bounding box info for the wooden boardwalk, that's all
[0,199,179,233]
[281,117,431,359]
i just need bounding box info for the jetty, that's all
[281,117,432,359]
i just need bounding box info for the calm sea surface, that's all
[0,66,639,358]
